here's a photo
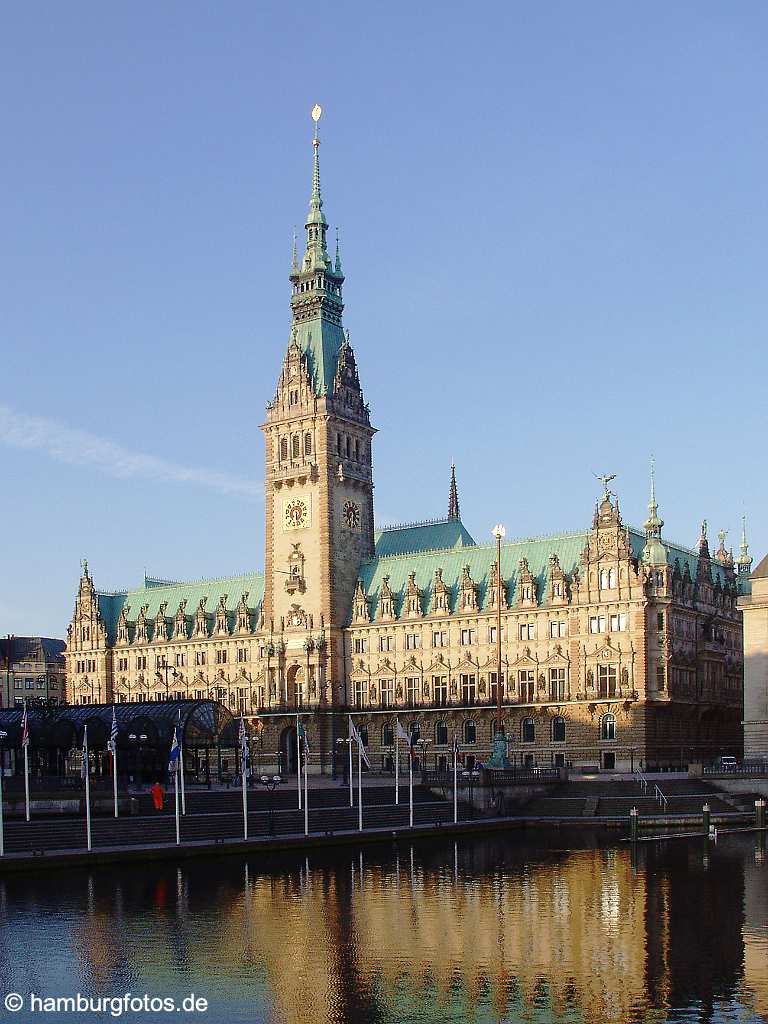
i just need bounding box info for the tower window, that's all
[337,434,342,455]
[304,432,312,456]
[355,439,360,460]
[280,437,288,462]
[345,436,351,458]
[292,435,300,459]
[288,389,299,406]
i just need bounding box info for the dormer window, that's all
[599,569,617,589]
[288,389,299,406]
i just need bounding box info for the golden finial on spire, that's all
[311,103,322,146]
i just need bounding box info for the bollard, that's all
[702,803,710,836]
[756,798,766,830]
[629,806,639,842]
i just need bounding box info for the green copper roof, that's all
[358,525,732,620]
[361,530,587,616]
[97,572,264,645]
[294,318,345,397]
[374,518,476,558]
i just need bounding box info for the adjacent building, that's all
[66,116,748,772]
[1,636,66,708]
[738,545,768,761]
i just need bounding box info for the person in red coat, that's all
[150,781,164,812]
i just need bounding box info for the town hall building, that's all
[66,115,750,773]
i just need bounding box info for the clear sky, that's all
[1,2,766,637]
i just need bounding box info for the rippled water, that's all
[0,831,765,1023]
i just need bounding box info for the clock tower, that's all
[261,108,375,706]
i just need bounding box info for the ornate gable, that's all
[430,568,451,615]
[458,564,478,612]
[194,598,209,638]
[377,575,395,621]
[403,572,423,619]
[486,560,508,610]
[352,579,371,624]
[214,595,230,637]
[515,558,537,608]
[174,600,188,640]
[153,602,168,643]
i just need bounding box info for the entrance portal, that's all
[279,726,298,774]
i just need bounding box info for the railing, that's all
[636,770,648,796]
[703,762,768,777]
[420,767,559,787]
[654,784,668,811]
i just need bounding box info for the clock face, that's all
[343,499,361,530]
[284,497,309,530]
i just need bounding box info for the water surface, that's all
[0,831,765,1023]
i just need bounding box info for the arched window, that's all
[521,717,535,743]
[382,722,394,746]
[304,432,312,456]
[409,721,420,742]
[291,434,300,460]
[552,716,566,743]
[491,719,506,738]
[360,726,369,747]
[600,714,616,741]
[435,721,448,745]
[463,720,476,744]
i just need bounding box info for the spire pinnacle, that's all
[448,462,460,521]
[335,228,342,274]
[291,230,298,272]
[642,457,666,567]
[737,513,753,574]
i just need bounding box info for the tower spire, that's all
[448,462,460,521]
[642,456,666,566]
[737,514,753,575]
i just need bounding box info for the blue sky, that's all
[1,2,766,636]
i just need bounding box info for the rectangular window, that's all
[518,623,535,641]
[195,651,206,666]
[433,676,448,706]
[175,653,185,667]
[405,633,421,651]
[656,665,665,691]
[353,679,369,707]
[589,616,607,634]
[657,612,665,630]
[380,678,395,706]
[460,628,476,646]
[406,677,419,704]
[378,635,393,653]
[518,670,535,702]
[549,620,567,639]
[609,614,627,632]
[488,625,506,644]
[549,667,566,701]
[14,679,22,689]
[460,673,477,704]
[597,664,617,697]
[489,672,505,702]
[215,650,227,665]
[237,648,247,663]
[353,638,369,654]
[432,631,448,648]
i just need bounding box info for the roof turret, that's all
[641,458,667,567]
[737,514,753,575]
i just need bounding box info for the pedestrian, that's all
[150,780,164,812]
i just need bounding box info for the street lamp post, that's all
[156,662,179,702]
[259,774,282,835]
[417,739,432,777]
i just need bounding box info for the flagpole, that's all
[394,716,399,805]
[453,739,458,824]
[0,731,6,857]
[358,741,363,832]
[303,748,309,836]
[178,711,186,816]
[174,760,180,846]
[84,726,92,852]
[113,743,118,818]
[241,751,248,840]
[22,701,30,822]
[24,743,30,822]
[409,741,413,828]
[348,715,353,807]
[295,713,302,810]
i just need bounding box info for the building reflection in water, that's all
[0,833,765,1024]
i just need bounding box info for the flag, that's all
[239,716,251,777]
[81,725,89,780]
[298,722,310,756]
[396,720,415,761]
[168,727,180,775]
[349,721,371,770]
[108,708,118,754]
[21,704,29,748]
